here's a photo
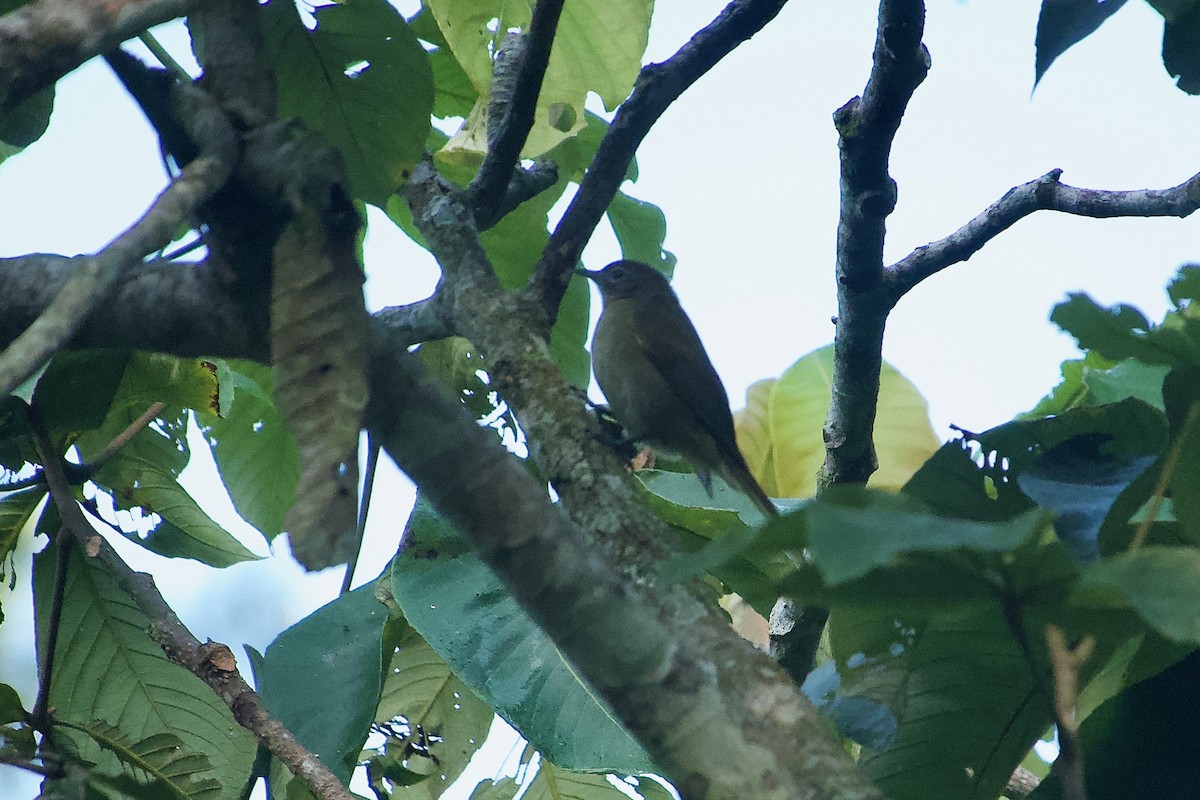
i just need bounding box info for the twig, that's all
[340,435,381,595]
[888,169,1200,299]
[138,30,192,82]
[0,0,197,110]
[468,0,567,228]
[1046,624,1095,800]
[530,0,792,318]
[0,87,237,397]
[29,525,70,734]
[1130,399,1200,550]
[34,403,356,800]
[820,0,929,488]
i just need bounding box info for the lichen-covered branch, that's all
[887,168,1200,298]
[0,83,237,396]
[531,0,792,322]
[0,0,197,110]
[366,341,885,800]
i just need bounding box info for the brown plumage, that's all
[580,260,777,517]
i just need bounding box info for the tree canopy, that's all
[1,1,1200,800]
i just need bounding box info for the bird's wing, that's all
[632,297,741,454]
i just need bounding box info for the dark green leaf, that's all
[390,498,656,774]
[57,720,222,800]
[261,0,434,205]
[33,350,131,443]
[1051,293,1200,367]
[1163,4,1200,94]
[0,682,27,724]
[1030,648,1200,800]
[1034,0,1130,87]
[0,85,53,149]
[257,581,389,784]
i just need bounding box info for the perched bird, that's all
[579,260,778,517]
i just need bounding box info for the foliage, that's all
[1,1,1200,800]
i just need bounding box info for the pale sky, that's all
[2,1,1198,797]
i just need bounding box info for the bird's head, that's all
[577,260,672,302]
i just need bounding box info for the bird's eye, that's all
[610,266,626,281]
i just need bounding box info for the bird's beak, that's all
[575,267,596,280]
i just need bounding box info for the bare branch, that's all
[188,0,276,127]
[0,84,238,397]
[0,0,197,110]
[35,415,356,800]
[374,297,455,346]
[821,0,928,488]
[887,169,1200,298]
[366,343,885,800]
[468,0,567,228]
[530,0,792,320]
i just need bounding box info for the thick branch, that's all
[366,342,884,800]
[188,0,276,127]
[0,84,238,397]
[887,169,1200,298]
[530,0,791,322]
[822,0,928,488]
[35,419,354,800]
[0,0,197,110]
[0,254,269,360]
[468,0,566,228]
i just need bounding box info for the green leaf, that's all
[93,451,260,566]
[1074,547,1200,643]
[1051,292,1200,367]
[261,0,434,205]
[606,192,675,277]
[408,6,478,119]
[373,623,493,799]
[257,580,389,784]
[199,361,299,542]
[1162,368,1200,546]
[33,538,257,800]
[734,345,940,500]
[806,487,1048,585]
[390,498,656,774]
[57,720,223,800]
[550,274,592,388]
[1162,2,1200,94]
[0,682,27,724]
[1030,648,1200,800]
[1033,0,1130,87]
[33,350,131,443]
[0,486,44,587]
[517,760,648,800]
[0,85,54,158]
[430,0,651,157]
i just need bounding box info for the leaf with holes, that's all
[372,623,492,799]
[261,0,434,205]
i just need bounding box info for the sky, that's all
[1,0,1199,797]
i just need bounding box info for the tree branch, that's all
[0,83,238,397]
[0,0,198,110]
[887,169,1200,298]
[34,411,356,800]
[365,342,885,800]
[822,0,928,488]
[530,0,792,321]
[468,0,566,229]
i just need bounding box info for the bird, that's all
[579,259,778,517]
